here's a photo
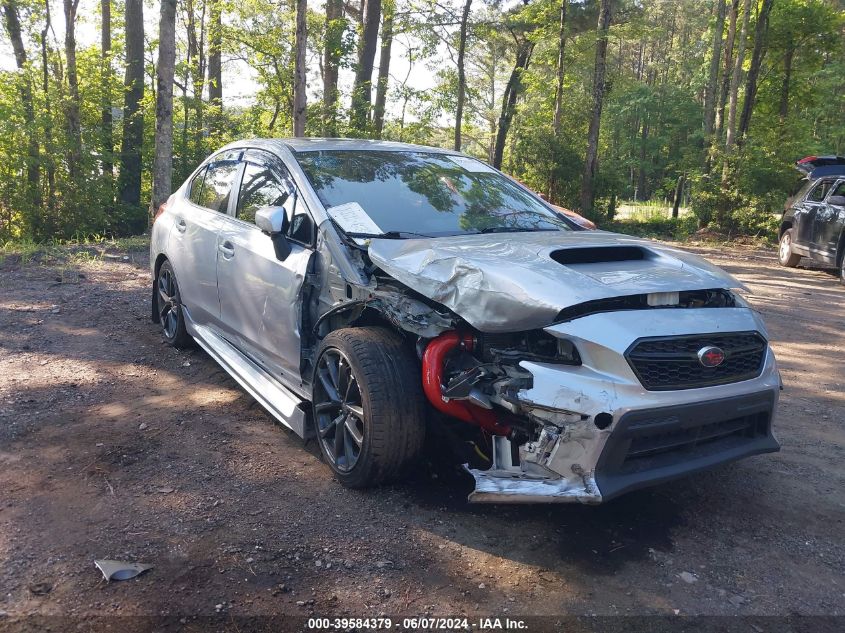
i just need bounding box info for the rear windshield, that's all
[295,150,572,236]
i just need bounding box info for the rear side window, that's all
[197,161,241,212]
[807,181,832,202]
[236,163,289,225]
[831,181,845,198]
[188,166,207,205]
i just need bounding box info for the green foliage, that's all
[0,0,843,243]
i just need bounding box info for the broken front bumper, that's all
[466,307,781,504]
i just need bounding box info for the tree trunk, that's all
[151,0,176,217]
[207,0,222,132]
[292,0,307,136]
[186,0,206,160]
[323,0,344,136]
[715,0,739,138]
[349,0,382,133]
[579,0,612,214]
[118,0,145,213]
[672,173,685,218]
[40,1,55,213]
[703,0,726,138]
[737,0,774,141]
[491,40,533,169]
[101,0,113,182]
[454,0,472,150]
[724,0,749,153]
[1,0,41,210]
[552,0,567,136]
[373,0,394,138]
[63,0,82,182]
[779,42,793,121]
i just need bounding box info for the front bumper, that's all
[466,307,781,504]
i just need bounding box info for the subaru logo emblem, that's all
[698,346,725,368]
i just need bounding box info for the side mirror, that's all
[828,195,845,207]
[255,205,288,234]
[255,205,292,261]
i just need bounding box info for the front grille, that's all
[626,331,767,391]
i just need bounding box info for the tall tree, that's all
[151,0,177,216]
[703,0,726,141]
[39,0,55,213]
[63,0,82,182]
[1,0,41,210]
[454,0,472,150]
[293,0,307,136]
[737,0,775,140]
[323,0,344,136]
[101,0,114,182]
[723,0,750,154]
[551,0,567,136]
[373,0,395,138]
[118,0,144,213]
[349,0,382,132]
[208,0,223,132]
[579,0,613,214]
[715,0,740,138]
[491,38,533,169]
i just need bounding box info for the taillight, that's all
[153,202,167,223]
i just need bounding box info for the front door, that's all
[216,156,314,385]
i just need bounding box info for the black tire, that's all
[312,327,426,488]
[839,258,845,287]
[155,260,192,348]
[778,229,801,267]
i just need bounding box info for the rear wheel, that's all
[778,229,801,267]
[312,327,426,488]
[156,260,192,348]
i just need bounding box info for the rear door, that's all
[216,150,316,384]
[796,179,833,247]
[813,179,845,261]
[168,150,243,325]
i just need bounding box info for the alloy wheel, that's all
[313,348,365,472]
[157,268,179,340]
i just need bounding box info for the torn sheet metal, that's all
[367,231,745,332]
[95,560,153,582]
[466,466,602,504]
[368,289,453,337]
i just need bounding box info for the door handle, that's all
[175,218,187,233]
[218,241,235,258]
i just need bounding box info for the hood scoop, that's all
[550,245,648,266]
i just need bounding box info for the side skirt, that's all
[186,316,309,438]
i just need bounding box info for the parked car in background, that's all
[778,155,845,283]
[151,139,780,504]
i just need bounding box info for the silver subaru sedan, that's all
[150,139,780,504]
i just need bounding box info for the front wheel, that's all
[778,229,801,267]
[312,327,426,488]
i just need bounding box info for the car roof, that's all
[795,155,845,179]
[222,137,465,156]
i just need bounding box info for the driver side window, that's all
[236,163,290,225]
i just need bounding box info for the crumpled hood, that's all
[367,230,746,332]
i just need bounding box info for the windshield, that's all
[295,150,572,237]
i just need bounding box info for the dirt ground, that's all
[0,239,843,628]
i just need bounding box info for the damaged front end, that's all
[417,302,781,504]
[316,231,780,504]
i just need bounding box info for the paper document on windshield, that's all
[327,202,383,245]
[447,155,497,174]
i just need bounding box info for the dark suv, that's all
[778,156,845,283]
